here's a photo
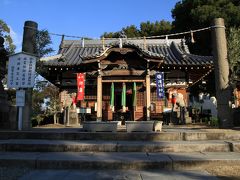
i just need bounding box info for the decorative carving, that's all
[117,64,128,70]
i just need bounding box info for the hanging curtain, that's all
[132,82,137,111]
[121,82,126,112]
[110,82,115,112]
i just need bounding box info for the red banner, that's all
[77,73,85,100]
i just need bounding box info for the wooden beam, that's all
[102,70,145,76]
[102,79,145,83]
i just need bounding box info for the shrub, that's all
[210,117,219,127]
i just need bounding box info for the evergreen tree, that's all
[102,20,172,38]
[171,0,240,55]
[0,19,16,53]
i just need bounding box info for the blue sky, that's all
[1,0,179,54]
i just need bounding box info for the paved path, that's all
[19,169,219,180]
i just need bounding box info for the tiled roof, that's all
[41,38,213,67]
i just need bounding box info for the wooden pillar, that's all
[211,18,232,128]
[22,21,38,130]
[97,75,102,121]
[146,74,151,121]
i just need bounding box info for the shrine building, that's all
[40,38,213,124]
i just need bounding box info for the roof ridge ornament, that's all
[119,38,123,48]
[144,36,147,50]
[81,38,85,47]
[102,37,105,50]
[165,35,169,46]
[119,30,127,38]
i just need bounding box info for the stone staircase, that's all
[0,128,239,172]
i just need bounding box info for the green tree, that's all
[32,81,60,125]
[0,19,16,53]
[172,0,240,31]
[32,29,57,125]
[102,20,172,38]
[36,29,54,58]
[171,0,240,55]
[122,25,140,38]
[140,20,172,36]
[43,83,61,123]
[227,27,240,84]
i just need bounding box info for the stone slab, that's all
[0,151,239,171]
[0,130,239,142]
[117,140,230,153]
[0,139,117,152]
[168,152,240,170]
[0,139,232,153]
[19,169,219,180]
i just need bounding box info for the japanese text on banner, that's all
[155,72,165,99]
[76,73,85,100]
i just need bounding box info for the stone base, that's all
[83,121,118,132]
[126,121,154,132]
[0,105,17,130]
[69,111,79,126]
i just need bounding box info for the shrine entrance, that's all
[104,82,135,122]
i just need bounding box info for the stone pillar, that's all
[22,21,38,130]
[146,74,151,121]
[211,18,232,128]
[97,75,102,121]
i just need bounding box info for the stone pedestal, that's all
[125,121,154,132]
[0,84,10,128]
[83,121,118,132]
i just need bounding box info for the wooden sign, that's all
[7,52,36,88]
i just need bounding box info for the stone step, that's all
[0,139,239,153]
[0,130,240,141]
[0,151,239,171]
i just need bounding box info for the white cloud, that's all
[9,26,22,52]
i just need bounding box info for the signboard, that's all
[16,90,25,107]
[76,73,85,100]
[155,72,165,99]
[78,108,91,114]
[7,52,36,88]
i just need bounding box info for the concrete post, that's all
[97,75,102,121]
[22,21,38,130]
[146,74,151,121]
[211,18,232,128]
